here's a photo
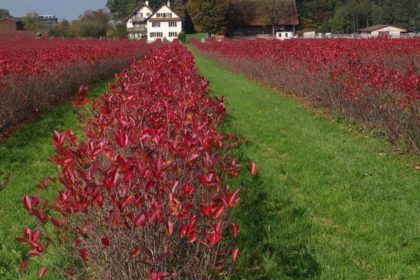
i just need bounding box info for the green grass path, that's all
[191,49,420,279]
[0,81,109,279]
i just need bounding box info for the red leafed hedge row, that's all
[192,38,420,152]
[18,42,241,279]
[0,33,159,131]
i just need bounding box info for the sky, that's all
[0,0,107,20]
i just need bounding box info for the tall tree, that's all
[259,0,297,34]
[23,12,44,32]
[173,0,195,33]
[0,8,11,18]
[188,0,230,35]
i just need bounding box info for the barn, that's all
[0,17,24,32]
[230,0,299,36]
[360,24,407,38]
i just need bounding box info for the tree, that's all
[188,0,230,35]
[48,19,70,37]
[173,0,195,33]
[23,12,44,32]
[77,9,110,38]
[0,8,11,18]
[106,0,168,20]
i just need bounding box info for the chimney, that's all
[145,1,149,6]
[167,1,170,8]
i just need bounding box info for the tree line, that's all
[297,0,419,33]
[107,0,419,35]
[1,0,418,38]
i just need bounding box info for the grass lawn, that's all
[186,33,208,43]
[190,48,420,279]
[0,81,109,279]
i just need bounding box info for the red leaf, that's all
[134,213,146,227]
[187,232,197,244]
[101,236,110,246]
[116,132,129,148]
[20,259,28,273]
[23,196,32,211]
[38,267,48,279]
[231,223,239,238]
[232,248,239,261]
[250,162,258,176]
[123,195,136,207]
[213,205,225,219]
[130,247,141,258]
[226,189,240,207]
[166,221,174,236]
[28,250,42,257]
[79,248,88,263]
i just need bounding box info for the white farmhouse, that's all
[360,24,407,38]
[125,1,182,42]
[125,2,153,39]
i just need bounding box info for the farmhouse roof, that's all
[360,24,407,32]
[124,3,153,22]
[149,4,181,20]
[0,17,19,22]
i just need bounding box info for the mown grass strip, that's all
[190,47,420,280]
[0,81,109,280]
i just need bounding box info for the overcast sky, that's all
[0,0,107,20]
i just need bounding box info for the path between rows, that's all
[191,48,419,279]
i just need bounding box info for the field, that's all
[0,35,419,279]
[192,38,420,152]
[0,32,158,132]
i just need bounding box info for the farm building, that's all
[230,0,299,36]
[360,24,407,38]
[0,17,24,32]
[39,15,58,29]
[125,1,182,42]
[125,2,154,39]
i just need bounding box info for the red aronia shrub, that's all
[0,33,159,131]
[192,38,420,152]
[18,42,241,279]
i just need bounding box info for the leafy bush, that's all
[0,35,159,131]
[18,42,241,279]
[192,38,420,152]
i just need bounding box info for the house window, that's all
[152,21,160,27]
[169,21,177,27]
[157,13,172,18]
[150,32,163,38]
[169,32,178,37]
[146,12,151,17]
[139,13,143,17]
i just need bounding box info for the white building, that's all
[360,24,407,38]
[125,2,153,39]
[125,1,182,42]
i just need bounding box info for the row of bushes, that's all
[0,35,159,131]
[192,38,420,152]
[18,43,241,279]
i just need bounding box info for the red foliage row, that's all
[0,34,159,130]
[192,38,420,152]
[18,42,241,279]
